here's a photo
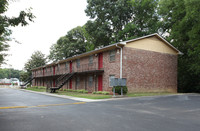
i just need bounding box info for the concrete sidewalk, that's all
[20,89,101,102]
[19,89,140,102]
[17,88,188,102]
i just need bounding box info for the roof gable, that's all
[125,33,181,55]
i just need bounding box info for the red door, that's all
[98,53,103,69]
[53,79,55,87]
[53,66,55,75]
[69,79,72,89]
[98,75,103,91]
[70,61,73,73]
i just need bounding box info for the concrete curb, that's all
[19,89,133,102]
[16,88,197,103]
[6,87,129,102]
[20,89,100,102]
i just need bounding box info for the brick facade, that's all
[31,34,179,93]
[122,47,177,93]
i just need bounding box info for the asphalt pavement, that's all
[0,88,200,131]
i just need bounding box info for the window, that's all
[65,62,68,70]
[89,55,93,65]
[88,76,93,87]
[76,59,80,68]
[76,77,80,88]
[109,50,116,62]
[50,67,52,72]
[57,64,60,71]
[109,75,115,87]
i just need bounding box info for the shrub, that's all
[112,86,128,95]
[83,90,88,94]
[92,91,109,95]
[38,86,46,89]
[63,89,66,91]
[96,91,103,94]
[32,86,38,89]
[67,89,73,92]
[77,89,86,93]
[27,83,31,87]
[193,86,200,93]
[102,91,109,95]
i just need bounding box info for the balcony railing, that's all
[33,62,104,78]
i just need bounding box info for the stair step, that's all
[50,72,76,93]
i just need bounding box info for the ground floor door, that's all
[53,79,55,87]
[98,75,103,91]
[69,79,72,89]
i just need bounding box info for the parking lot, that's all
[0,88,200,131]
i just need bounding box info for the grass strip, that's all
[57,91,112,99]
[25,87,174,99]
[127,92,174,97]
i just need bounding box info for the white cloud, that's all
[2,0,89,70]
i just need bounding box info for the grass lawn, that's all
[126,92,175,97]
[57,91,112,99]
[25,86,175,99]
[57,92,174,99]
[25,87,112,99]
[26,86,46,92]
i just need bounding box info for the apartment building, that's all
[31,33,181,93]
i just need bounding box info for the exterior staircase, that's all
[20,77,35,87]
[50,72,76,93]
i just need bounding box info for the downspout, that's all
[116,42,126,78]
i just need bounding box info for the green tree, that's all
[0,0,34,66]
[0,68,22,79]
[49,36,70,61]
[158,0,200,92]
[85,0,160,45]
[49,26,93,62]
[85,20,113,47]
[19,71,29,82]
[24,51,46,76]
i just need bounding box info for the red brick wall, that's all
[32,48,121,92]
[102,49,121,92]
[60,50,121,92]
[32,46,177,93]
[122,47,177,93]
[61,55,99,92]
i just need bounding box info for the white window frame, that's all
[109,50,116,62]
[89,55,93,65]
[65,62,68,70]
[76,59,80,68]
[57,64,60,72]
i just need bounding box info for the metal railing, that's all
[33,62,104,78]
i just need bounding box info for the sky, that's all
[2,0,89,70]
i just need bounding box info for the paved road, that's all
[0,88,200,131]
